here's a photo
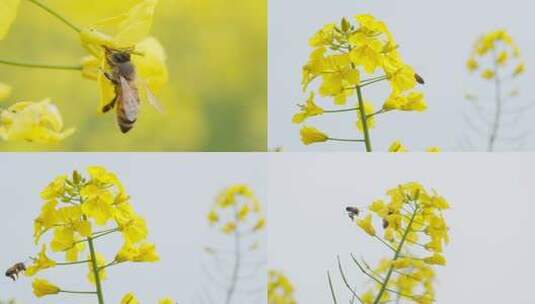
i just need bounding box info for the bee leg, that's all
[103,71,119,85]
[102,95,117,113]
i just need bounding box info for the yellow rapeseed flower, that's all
[121,292,140,304]
[292,92,324,123]
[32,278,60,298]
[388,140,408,152]
[0,99,75,143]
[300,126,328,145]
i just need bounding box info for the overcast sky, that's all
[267,153,535,303]
[0,153,267,304]
[269,0,535,151]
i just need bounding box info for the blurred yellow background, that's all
[0,0,266,151]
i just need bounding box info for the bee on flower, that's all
[294,14,427,151]
[330,182,450,304]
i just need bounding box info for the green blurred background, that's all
[0,0,266,151]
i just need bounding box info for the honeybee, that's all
[414,73,425,85]
[345,206,360,221]
[5,262,25,281]
[102,46,162,133]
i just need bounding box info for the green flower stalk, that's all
[14,166,173,303]
[203,185,266,304]
[294,15,427,152]
[465,30,527,151]
[330,182,450,304]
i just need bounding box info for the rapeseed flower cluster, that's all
[295,15,426,151]
[26,166,172,303]
[467,30,525,79]
[207,184,265,235]
[466,30,526,151]
[335,182,450,304]
[268,270,297,304]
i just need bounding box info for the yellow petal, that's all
[0,0,20,40]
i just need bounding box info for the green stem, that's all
[56,259,91,266]
[360,76,388,88]
[92,228,120,240]
[87,235,105,304]
[488,49,502,152]
[60,290,98,295]
[224,205,241,304]
[27,0,81,33]
[327,138,365,143]
[372,205,419,304]
[0,59,82,71]
[324,107,359,113]
[356,86,372,152]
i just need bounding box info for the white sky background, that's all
[269,0,535,151]
[0,153,267,304]
[268,153,535,303]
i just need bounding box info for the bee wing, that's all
[119,76,140,122]
[140,78,164,113]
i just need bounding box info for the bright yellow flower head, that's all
[116,241,159,263]
[300,126,328,145]
[32,278,60,298]
[0,99,75,144]
[426,146,441,152]
[0,0,20,40]
[158,298,174,304]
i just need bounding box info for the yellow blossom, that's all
[268,270,296,304]
[159,298,174,304]
[424,254,446,265]
[207,210,219,224]
[121,292,140,304]
[116,241,159,263]
[388,140,408,152]
[466,58,478,72]
[426,146,441,152]
[292,92,324,123]
[253,217,266,231]
[481,69,495,80]
[357,214,375,236]
[300,126,328,145]
[222,222,237,234]
[32,278,60,298]
[0,99,74,143]
[26,245,56,276]
[513,63,525,77]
